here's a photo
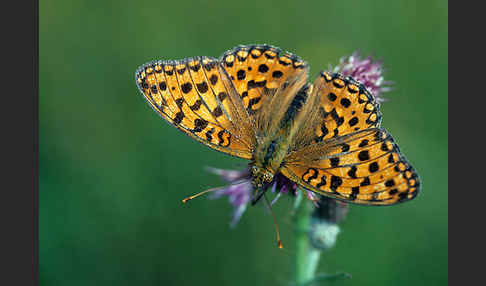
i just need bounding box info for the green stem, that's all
[294,198,321,285]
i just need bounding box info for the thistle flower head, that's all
[310,196,349,250]
[333,51,392,102]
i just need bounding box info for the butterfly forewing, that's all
[135,58,253,159]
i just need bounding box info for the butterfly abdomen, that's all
[280,83,310,129]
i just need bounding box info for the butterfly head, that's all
[250,165,274,204]
[250,165,274,188]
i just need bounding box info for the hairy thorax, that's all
[251,136,291,189]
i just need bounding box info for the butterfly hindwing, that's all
[282,70,419,206]
[282,128,420,205]
[135,58,254,159]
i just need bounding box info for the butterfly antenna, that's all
[182,179,248,203]
[182,186,224,203]
[263,193,283,249]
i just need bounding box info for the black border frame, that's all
[0,0,38,284]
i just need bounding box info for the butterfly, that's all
[135,44,420,206]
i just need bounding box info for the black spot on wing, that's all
[369,162,379,173]
[159,81,167,91]
[341,143,350,152]
[193,118,208,133]
[247,80,266,89]
[330,157,340,168]
[237,69,246,80]
[248,97,261,111]
[174,112,184,124]
[302,168,318,183]
[151,85,157,94]
[360,177,370,186]
[349,117,359,126]
[330,109,344,126]
[272,70,283,78]
[328,92,337,101]
[316,175,327,189]
[218,92,228,101]
[340,98,351,108]
[190,63,201,72]
[349,187,359,200]
[385,179,395,187]
[205,128,215,141]
[258,64,269,73]
[358,150,370,161]
[359,139,369,147]
[330,176,343,192]
[212,106,223,117]
[196,82,209,93]
[175,98,184,108]
[217,130,231,147]
[189,99,202,111]
[209,74,218,85]
[347,166,357,178]
[181,82,192,94]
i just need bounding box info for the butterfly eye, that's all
[250,166,258,176]
[263,172,273,183]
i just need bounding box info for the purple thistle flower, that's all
[332,51,392,102]
[207,167,317,226]
[206,167,252,227]
[210,180,252,228]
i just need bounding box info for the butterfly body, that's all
[136,44,420,206]
[250,83,315,201]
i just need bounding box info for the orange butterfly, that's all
[135,44,420,206]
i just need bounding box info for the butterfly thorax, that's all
[249,139,286,203]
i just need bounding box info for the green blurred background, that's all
[40,0,448,285]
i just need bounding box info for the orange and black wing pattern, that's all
[282,72,420,205]
[135,57,254,159]
[282,128,420,205]
[312,71,382,143]
[135,44,309,159]
[220,45,308,115]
